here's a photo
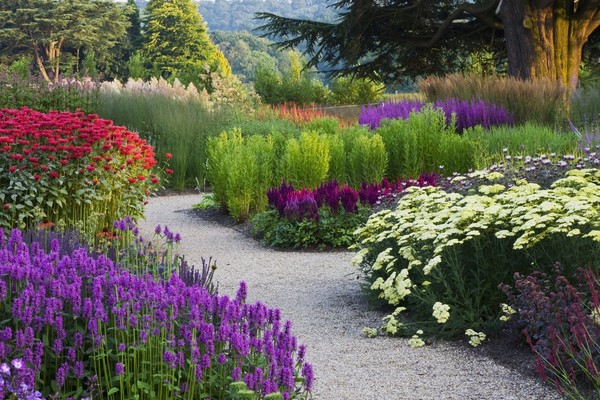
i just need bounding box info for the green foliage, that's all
[352,168,600,342]
[253,52,329,105]
[328,75,385,105]
[327,134,346,182]
[143,0,231,86]
[464,123,578,163]
[210,31,290,82]
[97,90,239,190]
[0,73,99,113]
[206,129,276,221]
[374,107,480,179]
[9,56,31,79]
[252,207,368,249]
[569,82,600,129]
[347,134,388,188]
[283,131,330,189]
[0,0,129,81]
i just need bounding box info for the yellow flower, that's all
[465,329,486,347]
[432,302,451,323]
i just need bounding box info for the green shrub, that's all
[374,107,479,179]
[328,75,385,105]
[283,131,330,188]
[347,134,388,188]
[352,168,600,343]
[327,134,346,182]
[252,207,369,249]
[206,129,276,221]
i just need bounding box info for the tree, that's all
[0,0,129,82]
[257,0,600,89]
[143,0,232,85]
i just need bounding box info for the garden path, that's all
[139,194,560,400]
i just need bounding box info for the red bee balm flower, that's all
[49,171,60,179]
[166,169,174,175]
[165,153,173,159]
[2,204,9,210]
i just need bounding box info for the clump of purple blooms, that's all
[359,98,514,132]
[267,174,439,221]
[0,228,313,399]
[0,358,44,400]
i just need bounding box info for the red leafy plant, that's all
[499,265,600,399]
[0,107,161,234]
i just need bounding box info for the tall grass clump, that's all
[98,77,252,190]
[0,72,99,114]
[283,131,330,189]
[347,134,388,188]
[0,226,314,399]
[418,73,566,126]
[374,107,481,179]
[464,122,579,163]
[206,129,276,221]
[569,82,600,129]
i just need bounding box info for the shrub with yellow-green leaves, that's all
[352,168,600,343]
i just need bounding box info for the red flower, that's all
[151,177,160,184]
[41,165,48,171]
[86,165,95,172]
[166,169,174,175]
[49,171,59,179]
[59,159,68,166]
[137,175,146,181]
[128,177,137,184]
[2,204,9,210]
[8,166,16,173]
[165,153,173,159]
[34,174,41,181]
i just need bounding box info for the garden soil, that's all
[139,194,561,400]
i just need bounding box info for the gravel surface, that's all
[139,194,560,400]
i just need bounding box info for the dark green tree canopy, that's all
[0,0,129,81]
[257,0,600,88]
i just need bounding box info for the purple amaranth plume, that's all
[340,185,359,213]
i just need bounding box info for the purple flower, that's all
[11,359,23,370]
[115,362,124,376]
[0,362,10,375]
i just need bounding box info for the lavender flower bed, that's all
[0,228,313,399]
[359,98,514,132]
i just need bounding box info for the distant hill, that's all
[134,0,336,32]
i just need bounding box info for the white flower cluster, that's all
[432,302,451,323]
[465,329,486,347]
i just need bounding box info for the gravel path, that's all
[139,194,560,400]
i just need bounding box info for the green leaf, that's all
[107,387,119,396]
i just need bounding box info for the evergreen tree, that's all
[0,0,128,82]
[143,0,231,85]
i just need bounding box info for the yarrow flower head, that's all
[432,302,451,324]
[465,329,486,347]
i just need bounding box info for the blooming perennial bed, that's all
[0,227,313,399]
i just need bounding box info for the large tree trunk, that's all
[496,0,600,90]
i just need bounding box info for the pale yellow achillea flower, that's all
[499,303,516,322]
[465,329,486,347]
[408,330,425,348]
[432,302,451,323]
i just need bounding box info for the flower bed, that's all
[0,226,313,399]
[0,107,160,234]
[359,98,514,132]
